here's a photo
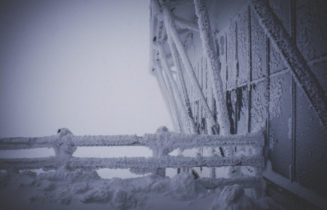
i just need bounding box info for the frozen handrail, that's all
[0,155,263,170]
[0,128,265,173]
[0,157,57,170]
[0,136,58,150]
[0,130,264,151]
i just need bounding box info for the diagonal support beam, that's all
[166,34,198,134]
[154,69,179,131]
[158,43,197,133]
[156,61,184,132]
[194,0,231,135]
[160,63,185,132]
[251,0,327,129]
[174,15,199,32]
[158,1,218,129]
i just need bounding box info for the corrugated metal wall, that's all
[184,0,327,198]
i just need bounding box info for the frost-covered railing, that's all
[0,129,265,176]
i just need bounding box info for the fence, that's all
[0,128,264,182]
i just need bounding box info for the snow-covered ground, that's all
[0,169,282,210]
[0,128,273,209]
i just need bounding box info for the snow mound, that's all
[168,172,206,200]
[210,184,279,210]
[211,184,257,210]
[0,170,281,210]
[112,189,137,210]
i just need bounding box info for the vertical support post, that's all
[54,128,76,170]
[194,0,230,135]
[152,129,171,177]
[248,6,253,133]
[290,0,297,182]
[208,84,217,178]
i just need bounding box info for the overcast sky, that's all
[0,0,172,138]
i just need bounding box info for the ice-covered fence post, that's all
[158,0,218,130]
[150,128,171,177]
[53,128,76,169]
[251,0,327,129]
[194,0,230,135]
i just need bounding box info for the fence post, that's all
[152,127,171,177]
[152,146,168,177]
[53,128,76,170]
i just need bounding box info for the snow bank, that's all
[0,127,267,209]
[210,184,276,210]
[211,184,256,210]
[0,169,280,210]
[169,172,206,200]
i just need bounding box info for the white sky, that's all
[0,0,173,138]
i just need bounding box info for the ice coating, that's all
[0,128,264,171]
[0,170,278,210]
[251,0,327,129]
